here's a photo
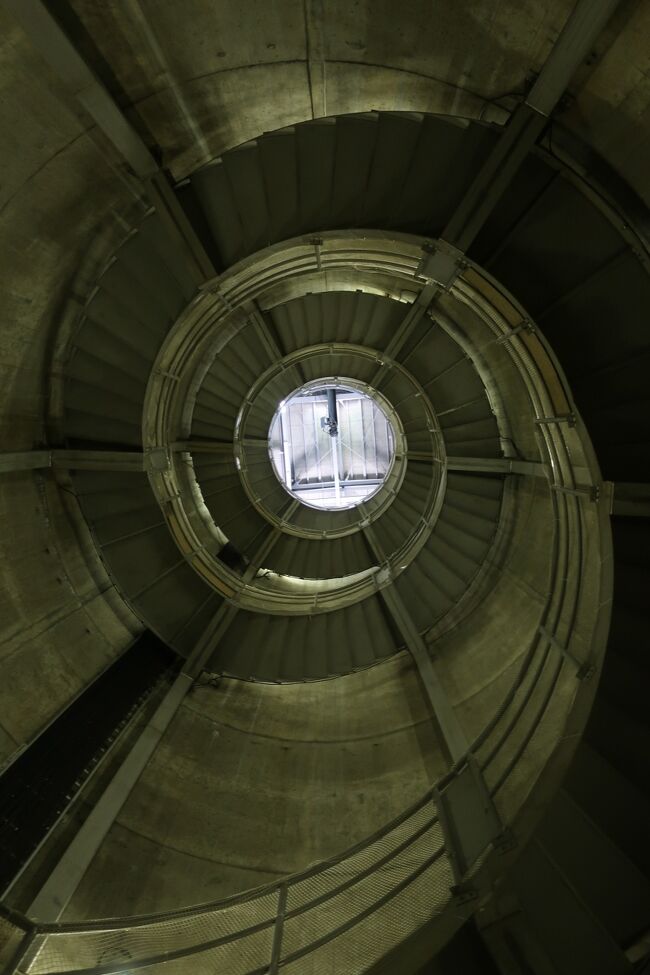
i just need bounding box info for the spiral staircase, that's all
[1,1,650,974]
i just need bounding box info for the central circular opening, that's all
[268,381,396,510]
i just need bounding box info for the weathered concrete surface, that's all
[0,472,139,766]
[66,0,575,176]
[0,0,642,770]
[563,0,650,206]
[59,0,650,210]
[0,0,641,938]
[432,477,553,746]
[0,11,143,761]
[65,655,445,917]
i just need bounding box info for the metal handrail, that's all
[7,241,609,975]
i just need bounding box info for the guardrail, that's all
[4,236,611,975]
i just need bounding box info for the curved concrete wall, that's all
[2,0,647,758]
[0,12,146,763]
[61,0,650,204]
[0,0,647,933]
[65,656,445,917]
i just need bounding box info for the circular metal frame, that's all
[265,377,399,513]
[234,356,427,538]
[141,230,593,617]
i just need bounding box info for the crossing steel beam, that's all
[363,524,468,764]
[446,456,547,477]
[442,0,623,253]
[22,502,298,922]
[3,0,216,283]
[0,450,144,474]
[610,482,650,517]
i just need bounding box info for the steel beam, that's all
[373,282,439,383]
[0,450,144,473]
[446,456,547,477]
[146,173,216,281]
[4,0,215,283]
[27,673,192,922]
[52,450,145,472]
[363,525,468,764]
[171,439,235,455]
[246,302,285,362]
[525,0,623,116]
[0,451,51,473]
[405,453,546,477]
[442,105,548,252]
[610,482,650,517]
[442,0,623,253]
[25,596,241,922]
[21,504,299,922]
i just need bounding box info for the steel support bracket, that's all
[535,413,576,427]
[451,882,479,905]
[539,626,596,681]
[551,483,600,502]
[145,447,171,473]
[496,320,535,344]
[576,661,597,682]
[493,827,518,856]
[416,241,465,290]
[434,756,504,890]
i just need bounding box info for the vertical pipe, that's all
[326,388,338,434]
[279,405,293,489]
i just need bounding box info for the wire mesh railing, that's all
[5,238,610,975]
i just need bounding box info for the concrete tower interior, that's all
[0,1,649,973]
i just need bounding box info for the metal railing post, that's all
[269,884,288,974]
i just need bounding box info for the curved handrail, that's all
[8,239,610,975]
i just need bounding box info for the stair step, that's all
[394,558,455,631]
[258,129,300,244]
[191,160,245,267]
[137,210,197,303]
[297,118,337,232]
[433,516,491,564]
[221,145,271,257]
[211,595,399,682]
[361,113,422,226]
[441,416,500,447]
[446,472,505,500]
[329,114,379,229]
[397,115,497,235]
[64,408,142,447]
[73,317,154,382]
[485,174,624,320]
[172,592,223,657]
[66,352,147,407]
[115,230,187,323]
[269,533,372,579]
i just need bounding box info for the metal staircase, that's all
[0,36,647,975]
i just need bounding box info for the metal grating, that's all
[26,891,278,974]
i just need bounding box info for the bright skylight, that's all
[268,383,395,511]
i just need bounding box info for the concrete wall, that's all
[0,0,646,932]
[62,0,650,209]
[65,655,446,917]
[0,11,144,763]
[2,0,645,761]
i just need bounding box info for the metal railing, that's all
[3,238,611,975]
